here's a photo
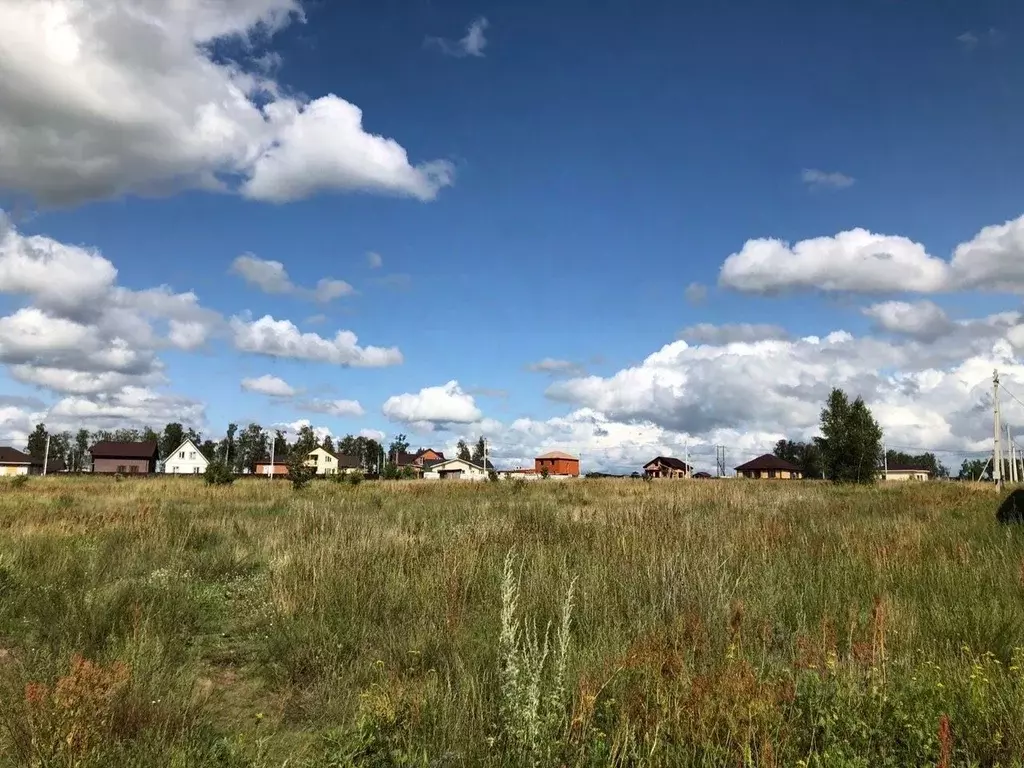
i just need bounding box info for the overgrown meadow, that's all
[0,476,1022,766]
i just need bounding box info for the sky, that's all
[2,0,1024,473]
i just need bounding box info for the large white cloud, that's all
[241,374,297,397]
[862,301,953,342]
[0,0,452,205]
[231,315,403,367]
[382,381,482,428]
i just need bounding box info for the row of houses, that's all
[1,439,935,482]
[643,454,935,481]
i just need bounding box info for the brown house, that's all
[735,454,802,479]
[90,441,159,474]
[395,448,447,476]
[535,451,580,477]
[254,461,289,477]
[643,456,693,478]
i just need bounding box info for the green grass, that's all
[0,476,1021,766]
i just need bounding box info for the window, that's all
[768,470,777,479]
[189,452,196,459]
[194,467,200,474]
[129,465,139,474]
[117,465,126,473]
[179,451,185,458]
[326,456,332,462]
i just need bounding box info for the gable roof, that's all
[536,450,578,460]
[414,448,445,460]
[166,438,205,459]
[90,440,159,459]
[735,453,802,473]
[644,456,692,471]
[0,446,34,465]
[335,454,361,469]
[887,464,933,473]
[432,457,492,471]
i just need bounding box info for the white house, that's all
[884,465,933,482]
[423,457,489,481]
[304,446,361,475]
[164,438,209,475]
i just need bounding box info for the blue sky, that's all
[1,0,1024,471]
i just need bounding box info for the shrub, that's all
[288,460,315,490]
[204,462,235,486]
[346,471,363,486]
[489,470,500,483]
[9,474,29,488]
[540,466,550,480]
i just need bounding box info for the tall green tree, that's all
[74,429,90,471]
[819,388,883,484]
[220,423,238,466]
[26,423,48,461]
[50,431,71,470]
[161,423,185,458]
[199,440,217,460]
[388,434,409,457]
[323,435,335,455]
[141,426,160,445]
[235,423,269,472]
[958,458,990,481]
[456,439,471,462]
[773,439,824,479]
[471,437,486,463]
[272,430,289,461]
[291,425,319,460]
[885,449,949,478]
[112,428,141,442]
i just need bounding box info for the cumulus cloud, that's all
[719,228,950,294]
[367,251,383,269]
[382,381,482,428]
[0,0,452,206]
[46,387,206,433]
[427,17,489,58]
[718,214,1024,296]
[863,301,953,342]
[241,374,297,397]
[230,315,402,367]
[679,323,790,344]
[801,168,855,190]
[230,253,354,302]
[525,358,587,377]
[299,398,365,417]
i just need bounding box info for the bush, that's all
[346,471,363,486]
[288,460,315,490]
[9,474,29,488]
[488,470,500,483]
[204,462,235,486]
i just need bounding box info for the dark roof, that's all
[90,440,159,459]
[335,454,361,469]
[644,456,692,471]
[887,464,933,473]
[735,454,802,472]
[0,447,33,464]
[394,451,419,466]
[693,471,713,479]
[414,448,446,460]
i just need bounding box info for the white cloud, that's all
[719,228,950,294]
[950,215,1024,292]
[230,253,355,302]
[863,301,953,342]
[299,398,365,417]
[359,428,386,442]
[427,17,489,58]
[525,358,586,376]
[679,323,789,344]
[382,381,482,427]
[46,387,206,433]
[241,374,297,397]
[801,168,855,190]
[367,251,383,269]
[230,314,403,367]
[0,0,451,205]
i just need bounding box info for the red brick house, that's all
[90,441,159,474]
[535,451,580,477]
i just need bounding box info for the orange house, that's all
[534,451,580,477]
[254,461,289,476]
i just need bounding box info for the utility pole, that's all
[42,434,50,476]
[1009,426,1018,485]
[883,441,888,481]
[715,445,726,478]
[994,369,1004,490]
[268,436,275,478]
[684,440,691,478]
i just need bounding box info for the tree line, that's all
[21,422,390,475]
[772,388,951,483]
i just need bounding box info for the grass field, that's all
[0,476,1021,766]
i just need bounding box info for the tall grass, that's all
[0,476,1020,765]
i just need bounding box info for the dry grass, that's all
[0,476,1020,766]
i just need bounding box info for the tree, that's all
[323,435,335,455]
[112,428,141,443]
[75,429,90,471]
[819,388,883,484]
[457,439,471,462]
[773,439,823,479]
[959,458,990,481]
[141,426,160,445]
[272,430,289,461]
[235,423,269,473]
[26,423,48,461]
[50,431,71,471]
[471,437,486,463]
[388,434,409,457]
[161,423,185,458]
[291,425,318,460]
[199,440,218,460]
[220,423,238,467]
